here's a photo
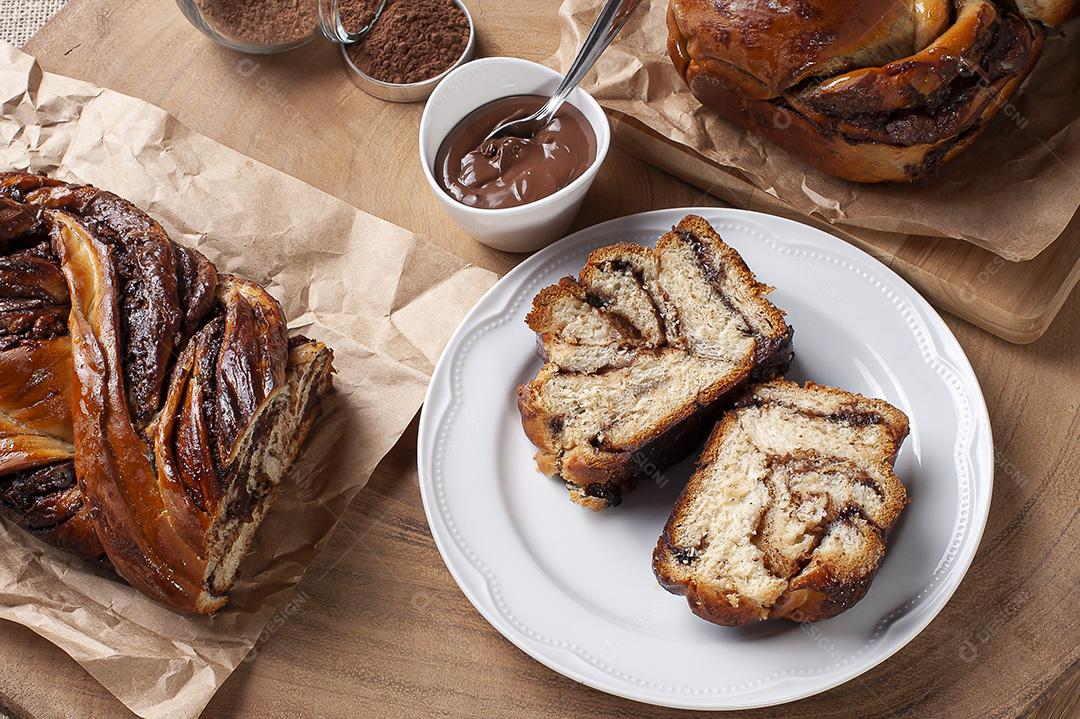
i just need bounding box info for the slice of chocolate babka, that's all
[518,215,793,510]
[653,380,909,625]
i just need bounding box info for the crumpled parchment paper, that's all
[0,42,495,719]
[550,0,1080,261]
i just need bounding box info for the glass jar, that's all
[175,0,318,54]
[174,0,476,104]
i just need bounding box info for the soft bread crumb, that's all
[519,216,792,509]
[654,379,908,625]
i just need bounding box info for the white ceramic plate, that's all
[417,208,992,710]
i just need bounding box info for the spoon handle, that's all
[538,0,643,124]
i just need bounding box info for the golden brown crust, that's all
[518,215,793,509]
[667,0,1046,183]
[769,545,883,622]
[0,172,335,614]
[54,209,211,609]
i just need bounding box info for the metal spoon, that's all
[482,0,643,144]
[318,0,390,44]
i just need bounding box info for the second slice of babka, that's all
[518,215,793,509]
[653,379,909,625]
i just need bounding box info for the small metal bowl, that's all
[339,0,476,103]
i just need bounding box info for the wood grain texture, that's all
[1,0,1077,717]
[609,113,1080,344]
[1026,662,1080,719]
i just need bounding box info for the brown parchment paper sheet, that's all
[0,42,496,719]
[550,0,1080,261]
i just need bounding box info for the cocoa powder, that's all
[341,0,470,84]
[195,0,316,46]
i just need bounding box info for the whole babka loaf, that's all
[518,215,793,510]
[654,380,909,625]
[666,0,1072,182]
[0,171,334,615]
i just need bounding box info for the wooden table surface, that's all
[2,0,1079,717]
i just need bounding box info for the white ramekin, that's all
[419,57,611,253]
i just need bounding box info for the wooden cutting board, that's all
[1,0,1078,718]
[607,112,1080,345]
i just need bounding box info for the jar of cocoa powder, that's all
[177,0,318,54]
[175,0,476,103]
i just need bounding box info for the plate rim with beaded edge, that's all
[416,207,993,711]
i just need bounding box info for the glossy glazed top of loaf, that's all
[668,0,952,98]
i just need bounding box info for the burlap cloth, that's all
[0,0,67,47]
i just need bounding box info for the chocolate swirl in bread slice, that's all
[518,215,793,510]
[654,380,909,625]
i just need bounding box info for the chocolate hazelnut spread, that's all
[435,95,596,210]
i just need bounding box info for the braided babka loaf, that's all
[654,380,909,625]
[0,171,334,615]
[518,215,793,510]
[666,0,1068,182]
